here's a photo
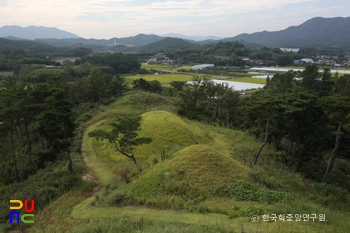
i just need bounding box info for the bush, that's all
[239,205,266,217]
[38,186,59,202]
[198,204,210,214]
[224,180,293,204]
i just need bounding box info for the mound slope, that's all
[134,111,210,157]
[132,144,250,196]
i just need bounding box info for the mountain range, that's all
[225,17,350,48]
[1,17,350,51]
[161,33,223,42]
[0,25,79,40]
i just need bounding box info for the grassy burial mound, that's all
[131,144,250,198]
[90,110,251,210]
[135,111,211,156]
[89,109,252,179]
[90,110,211,170]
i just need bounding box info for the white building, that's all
[280,48,300,53]
[192,64,214,70]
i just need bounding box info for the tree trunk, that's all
[288,121,295,155]
[322,120,343,182]
[67,151,73,172]
[122,151,138,165]
[130,154,137,165]
[253,107,273,166]
[41,137,46,149]
[112,140,138,165]
[64,122,73,172]
[18,122,24,140]
[24,122,32,156]
[10,126,19,181]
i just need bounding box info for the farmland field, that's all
[124,74,266,89]
[141,63,193,71]
[0,71,14,76]
[125,73,193,83]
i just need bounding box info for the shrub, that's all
[224,180,293,204]
[38,186,59,202]
[239,205,265,217]
[118,168,132,183]
[198,204,210,214]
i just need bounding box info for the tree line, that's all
[0,53,140,184]
[173,66,350,189]
[163,41,302,66]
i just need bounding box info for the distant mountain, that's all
[0,37,65,53]
[35,34,165,49]
[0,25,80,40]
[35,38,110,49]
[0,37,93,58]
[225,17,350,48]
[115,34,164,46]
[140,37,199,53]
[162,33,223,42]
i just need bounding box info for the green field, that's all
[125,73,194,87]
[141,63,193,71]
[125,74,266,87]
[227,77,267,84]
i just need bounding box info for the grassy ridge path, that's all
[71,118,312,232]
[80,120,116,186]
[72,120,254,228]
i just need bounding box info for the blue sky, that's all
[1,0,349,39]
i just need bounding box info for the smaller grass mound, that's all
[132,144,250,198]
[134,111,210,157]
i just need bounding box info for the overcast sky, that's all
[1,0,349,39]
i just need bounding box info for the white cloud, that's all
[0,0,341,38]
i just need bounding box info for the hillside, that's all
[0,37,64,53]
[0,38,92,56]
[162,33,223,41]
[226,17,350,48]
[115,33,164,47]
[35,34,164,49]
[140,37,200,53]
[15,91,350,233]
[0,25,79,39]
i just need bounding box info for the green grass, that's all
[131,144,250,197]
[83,120,116,186]
[126,73,193,82]
[141,63,193,71]
[226,77,267,84]
[27,93,350,233]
